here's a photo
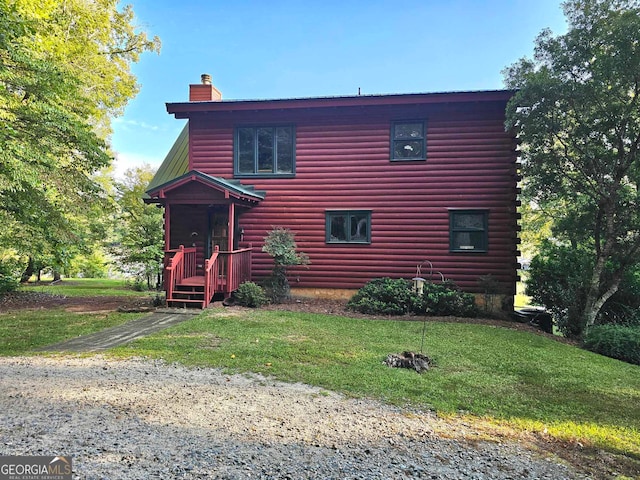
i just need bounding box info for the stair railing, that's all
[203,246,220,308]
[165,245,197,303]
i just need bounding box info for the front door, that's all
[208,206,229,256]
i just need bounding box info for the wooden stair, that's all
[167,276,206,309]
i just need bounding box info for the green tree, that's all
[504,0,640,331]
[113,166,164,289]
[262,227,309,302]
[0,0,159,280]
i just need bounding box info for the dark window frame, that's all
[325,210,372,244]
[449,209,489,253]
[391,120,426,161]
[234,125,296,178]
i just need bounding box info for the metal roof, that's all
[166,89,515,117]
[146,169,265,201]
[145,123,189,195]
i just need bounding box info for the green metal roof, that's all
[147,170,265,201]
[144,123,265,203]
[145,123,189,195]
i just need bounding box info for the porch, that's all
[164,245,253,308]
[145,170,266,309]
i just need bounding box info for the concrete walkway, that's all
[38,309,201,352]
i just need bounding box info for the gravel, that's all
[0,355,590,479]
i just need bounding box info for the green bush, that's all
[262,227,309,303]
[527,241,640,337]
[347,278,418,315]
[347,277,478,317]
[235,281,268,308]
[0,255,22,294]
[418,281,479,317]
[583,324,640,365]
[526,241,592,337]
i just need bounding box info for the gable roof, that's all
[146,169,266,204]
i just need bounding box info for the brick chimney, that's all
[189,73,222,102]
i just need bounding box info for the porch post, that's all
[164,203,171,250]
[227,202,235,295]
[227,203,235,251]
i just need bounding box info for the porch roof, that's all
[145,123,189,194]
[146,169,266,204]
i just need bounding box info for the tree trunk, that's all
[52,270,61,282]
[20,257,35,283]
[582,262,622,329]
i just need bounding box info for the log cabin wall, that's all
[181,97,518,295]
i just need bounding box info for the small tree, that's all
[262,227,309,302]
[113,166,164,289]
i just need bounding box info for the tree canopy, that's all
[0,0,159,274]
[504,0,640,329]
[112,166,164,289]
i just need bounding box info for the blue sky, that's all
[110,0,568,176]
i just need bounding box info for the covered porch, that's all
[146,170,265,308]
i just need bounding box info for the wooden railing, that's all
[164,245,253,307]
[203,246,220,308]
[218,246,253,294]
[165,245,196,303]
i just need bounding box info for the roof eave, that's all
[166,89,515,117]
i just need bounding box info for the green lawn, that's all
[110,308,640,461]
[19,277,157,297]
[2,279,638,470]
[0,309,145,355]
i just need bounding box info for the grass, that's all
[0,309,145,355]
[0,278,152,354]
[19,277,156,297]
[110,308,640,461]
[2,277,638,473]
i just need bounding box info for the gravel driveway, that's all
[0,355,590,479]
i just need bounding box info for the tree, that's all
[262,227,309,302]
[0,0,160,278]
[113,166,164,289]
[504,0,640,331]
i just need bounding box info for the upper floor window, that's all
[235,126,295,177]
[449,210,488,252]
[391,121,426,161]
[326,210,371,244]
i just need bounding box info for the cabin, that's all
[146,74,519,311]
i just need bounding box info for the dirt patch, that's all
[0,291,154,314]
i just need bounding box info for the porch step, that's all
[171,292,204,300]
[166,298,205,309]
[169,277,206,308]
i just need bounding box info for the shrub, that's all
[347,278,478,317]
[417,281,479,317]
[526,241,592,337]
[583,324,640,365]
[235,281,268,308]
[347,278,418,315]
[0,254,22,294]
[527,241,640,337]
[262,227,309,303]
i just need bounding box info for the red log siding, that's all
[186,101,518,294]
